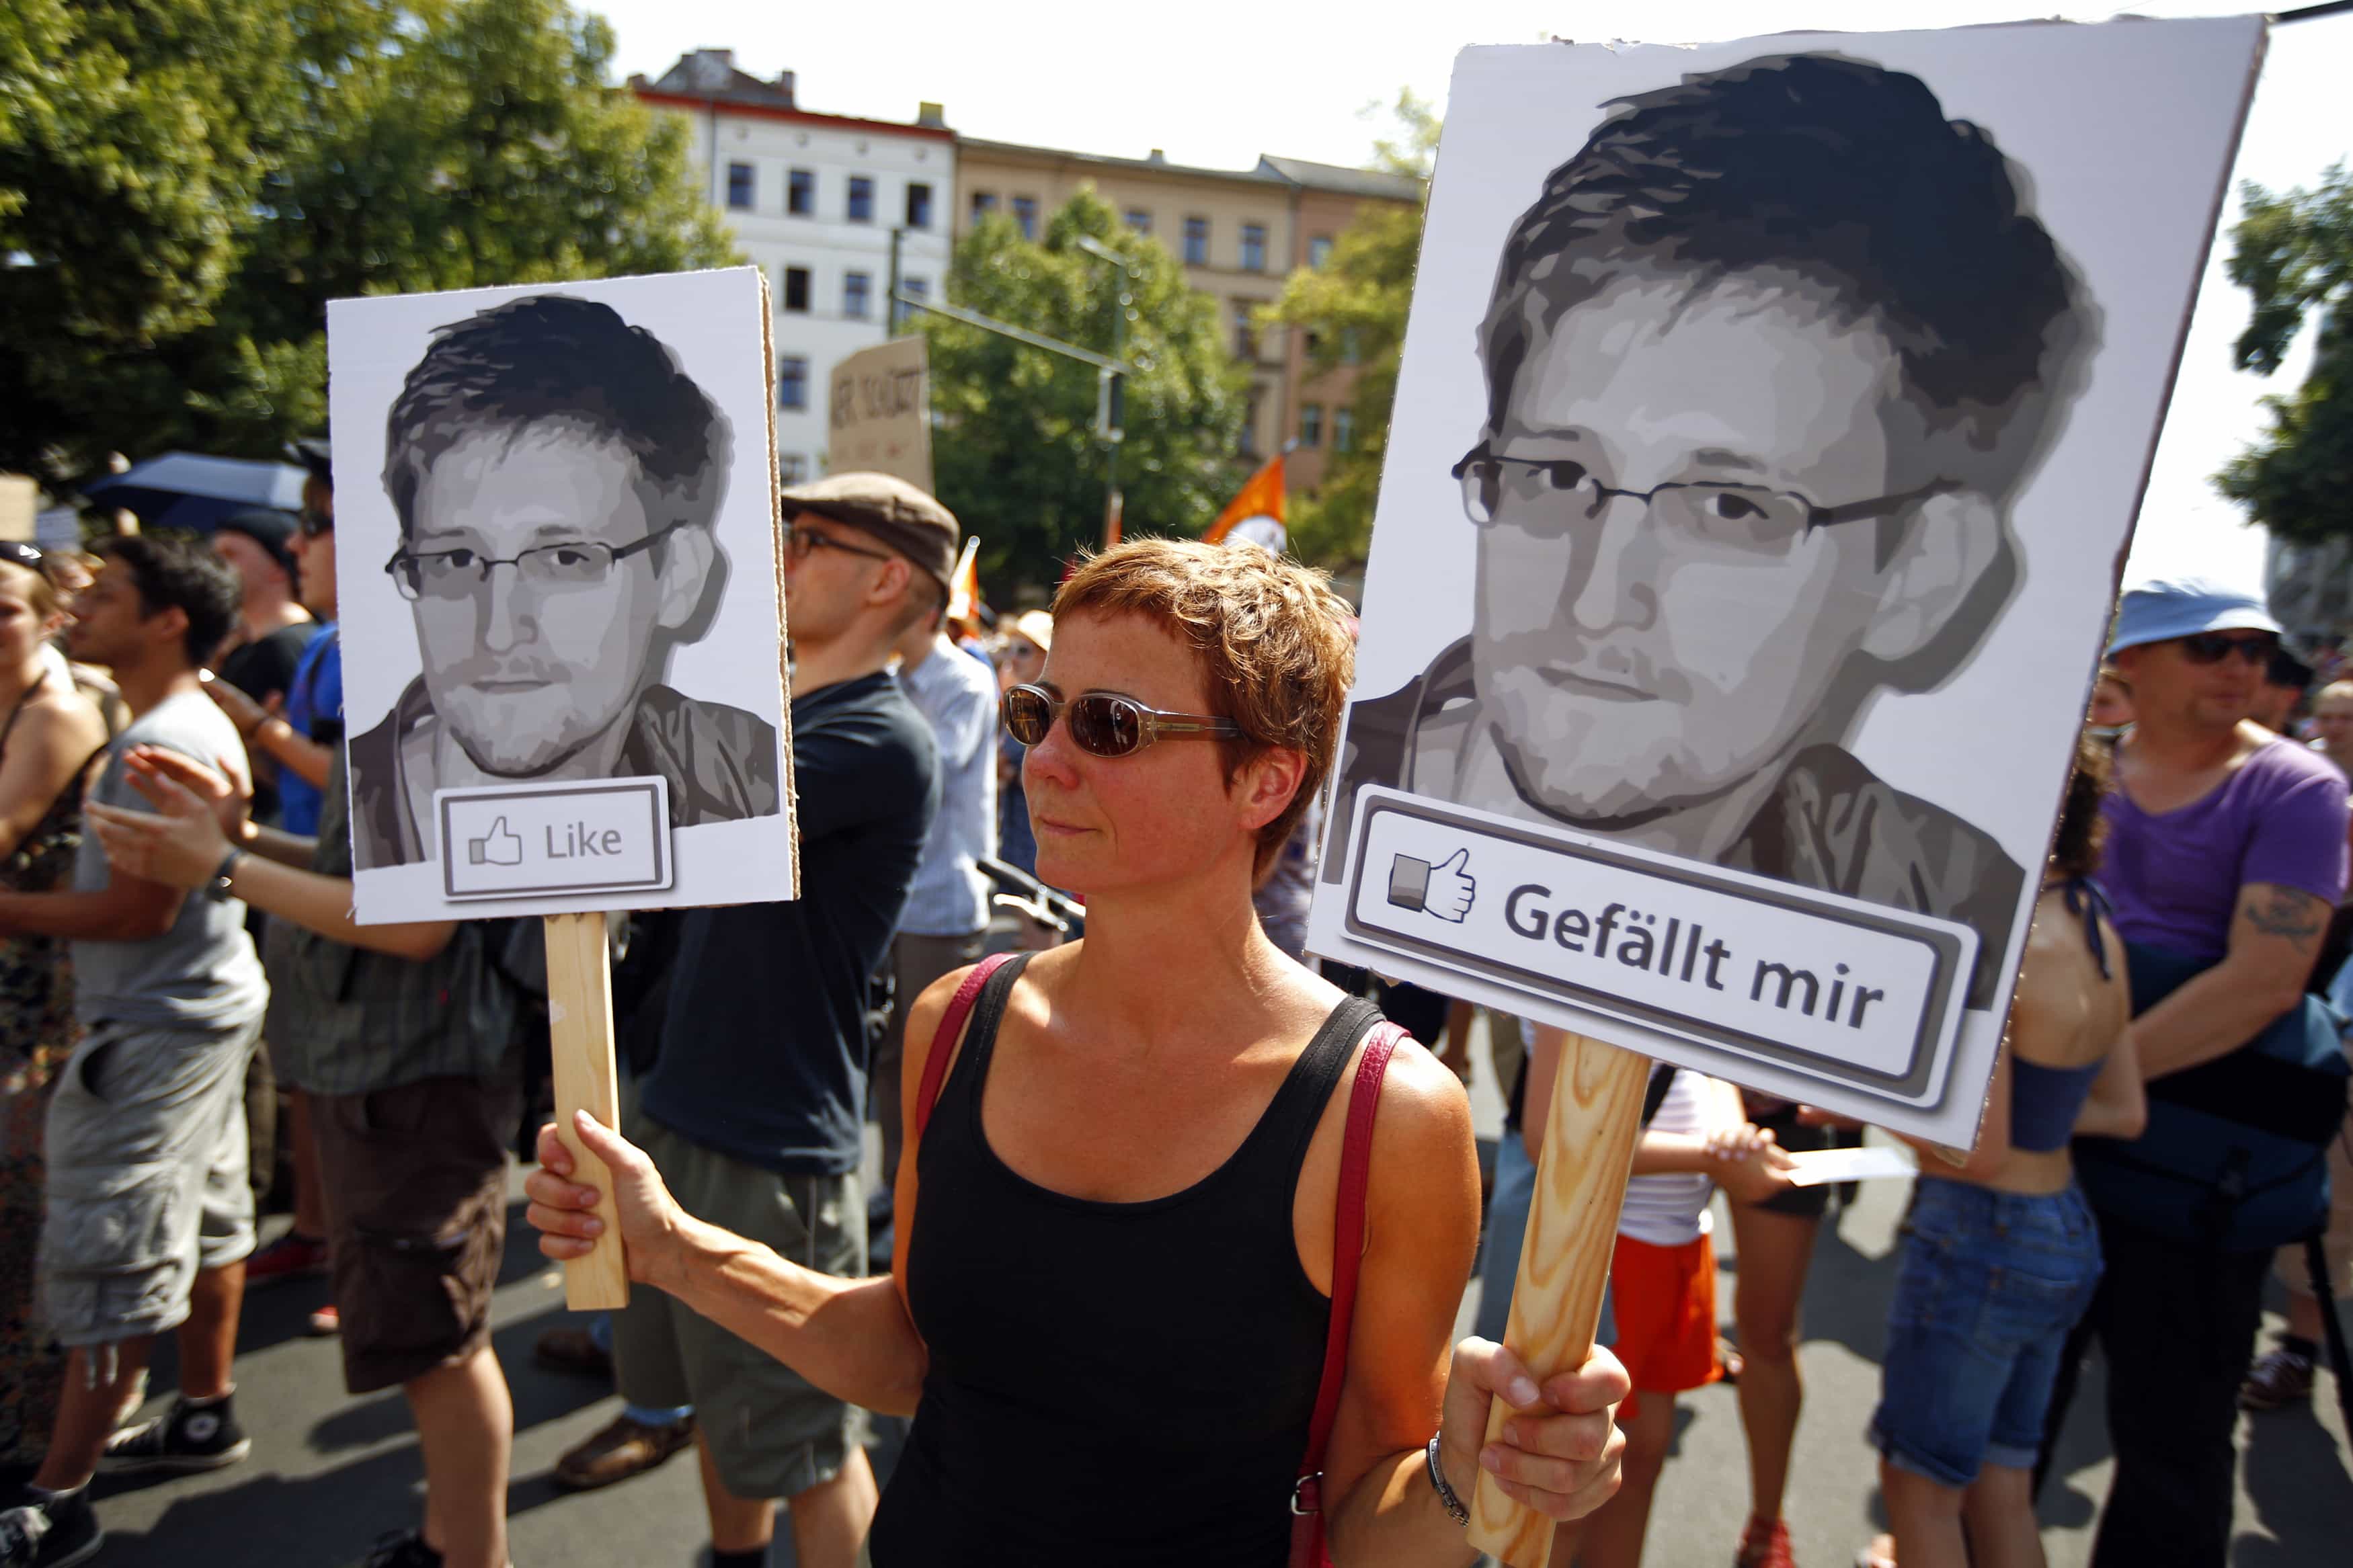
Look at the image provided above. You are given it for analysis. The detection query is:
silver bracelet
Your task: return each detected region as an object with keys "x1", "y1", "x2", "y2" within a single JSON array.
[{"x1": 1427, "y1": 1433, "x2": 1470, "y2": 1526}]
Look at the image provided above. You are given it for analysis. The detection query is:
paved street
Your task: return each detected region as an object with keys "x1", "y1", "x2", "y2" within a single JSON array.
[{"x1": 61, "y1": 1030, "x2": 2352, "y2": 1566}]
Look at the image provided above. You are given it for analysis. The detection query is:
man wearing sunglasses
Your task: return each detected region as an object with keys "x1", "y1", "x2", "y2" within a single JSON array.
[
  {"x1": 2044, "y1": 578, "x2": 2350, "y2": 1566},
  {"x1": 556, "y1": 470, "x2": 945, "y2": 1568},
  {"x1": 347, "y1": 294, "x2": 780, "y2": 870},
  {"x1": 1326, "y1": 54, "x2": 2098, "y2": 1014}
]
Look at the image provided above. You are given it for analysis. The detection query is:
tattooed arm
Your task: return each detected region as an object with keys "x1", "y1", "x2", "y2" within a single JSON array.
[{"x1": 2129, "y1": 882, "x2": 2329, "y2": 1079}]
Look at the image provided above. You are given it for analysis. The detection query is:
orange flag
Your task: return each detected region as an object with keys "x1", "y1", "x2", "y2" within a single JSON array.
[
  {"x1": 1204, "y1": 452, "x2": 1286, "y2": 550},
  {"x1": 946, "y1": 536, "x2": 983, "y2": 624}
]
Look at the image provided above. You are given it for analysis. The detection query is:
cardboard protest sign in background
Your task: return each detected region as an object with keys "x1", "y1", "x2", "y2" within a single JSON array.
[
  {"x1": 329, "y1": 267, "x2": 794, "y2": 926},
  {"x1": 1307, "y1": 17, "x2": 2266, "y2": 1149},
  {"x1": 828, "y1": 336, "x2": 933, "y2": 493}
]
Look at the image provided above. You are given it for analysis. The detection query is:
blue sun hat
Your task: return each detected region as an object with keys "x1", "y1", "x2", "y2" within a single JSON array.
[{"x1": 2106, "y1": 577, "x2": 2280, "y2": 657}]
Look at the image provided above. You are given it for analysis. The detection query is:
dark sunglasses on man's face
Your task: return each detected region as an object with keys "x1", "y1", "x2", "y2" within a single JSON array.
[
  {"x1": 785, "y1": 520, "x2": 893, "y2": 565},
  {"x1": 2176, "y1": 630, "x2": 2279, "y2": 667},
  {"x1": 0, "y1": 542, "x2": 45, "y2": 575},
  {"x1": 1000, "y1": 682, "x2": 1244, "y2": 759},
  {"x1": 298, "y1": 509, "x2": 333, "y2": 538}
]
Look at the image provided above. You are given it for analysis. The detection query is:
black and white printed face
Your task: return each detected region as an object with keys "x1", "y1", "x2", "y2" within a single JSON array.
[
  {"x1": 405, "y1": 425, "x2": 680, "y2": 777},
  {"x1": 1468, "y1": 272, "x2": 1915, "y2": 827}
]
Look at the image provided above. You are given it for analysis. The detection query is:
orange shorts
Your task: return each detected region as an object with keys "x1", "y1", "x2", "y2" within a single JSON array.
[{"x1": 1604, "y1": 1230, "x2": 1720, "y2": 1420}]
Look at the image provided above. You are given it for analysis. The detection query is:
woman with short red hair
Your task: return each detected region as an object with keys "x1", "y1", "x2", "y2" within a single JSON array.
[{"x1": 530, "y1": 538, "x2": 1627, "y2": 1565}]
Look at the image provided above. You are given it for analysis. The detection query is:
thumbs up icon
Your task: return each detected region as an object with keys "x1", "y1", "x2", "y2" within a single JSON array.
[
  {"x1": 1387, "y1": 846, "x2": 1476, "y2": 923},
  {"x1": 468, "y1": 817, "x2": 524, "y2": 868}
]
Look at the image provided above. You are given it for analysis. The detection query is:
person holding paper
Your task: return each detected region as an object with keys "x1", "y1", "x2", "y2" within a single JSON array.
[
  {"x1": 1327, "y1": 52, "x2": 2100, "y2": 1011},
  {"x1": 1860, "y1": 734, "x2": 2142, "y2": 1568},
  {"x1": 349, "y1": 293, "x2": 781, "y2": 870},
  {"x1": 525, "y1": 538, "x2": 1630, "y2": 1566},
  {"x1": 1554, "y1": 1065, "x2": 1792, "y2": 1568}
]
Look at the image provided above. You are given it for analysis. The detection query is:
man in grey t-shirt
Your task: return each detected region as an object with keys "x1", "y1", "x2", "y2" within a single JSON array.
[{"x1": 0, "y1": 536, "x2": 262, "y2": 1566}]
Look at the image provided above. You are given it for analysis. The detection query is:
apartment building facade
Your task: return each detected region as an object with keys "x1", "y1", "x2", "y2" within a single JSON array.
[
  {"x1": 953, "y1": 139, "x2": 1297, "y2": 461},
  {"x1": 1258, "y1": 157, "x2": 1421, "y2": 495},
  {"x1": 632, "y1": 50, "x2": 955, "y2": 483}
]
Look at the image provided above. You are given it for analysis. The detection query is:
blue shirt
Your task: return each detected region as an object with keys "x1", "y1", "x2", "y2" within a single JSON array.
[
  {"x1": 895, "y1": 636, "x2": 998, "y2": 936},
  {"x1": 280, "y1": 624, "x2": 342, "y2": 836},
  {"x1": 641, "y1": 671, "x2": 939, "y2": 1175}
]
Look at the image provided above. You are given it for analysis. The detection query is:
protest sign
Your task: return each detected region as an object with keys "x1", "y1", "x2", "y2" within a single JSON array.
[
  {"x1": 1310, "y1": 16, "x2": 2264, "y2": 1149},
  {"x1": 327, "y1": 266, "x2": 795, "y2": 1305},
  {"x1": 1294, "y1": 21, "x2": 2267, "y2": 1560},
  {"x1": 828, "y1": 336, "x2": 933, "y2": 493}
]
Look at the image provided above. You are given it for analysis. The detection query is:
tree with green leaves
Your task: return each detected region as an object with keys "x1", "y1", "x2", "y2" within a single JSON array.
[
  {"x1": 2219, "y1": 165, "x2": 2353, "y2": 546},
  {"x1": 1, "y1": 0, "x2": 738, "y2": 487},
  {"x1": 922, "y1": 190, "x2": 1247, "y2": 591},
  {"x1": 1267, "y1": 91, "x2": 1436, "y2": 569}
]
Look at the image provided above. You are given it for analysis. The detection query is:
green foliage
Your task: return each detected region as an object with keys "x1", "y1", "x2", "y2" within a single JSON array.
[
  {"x1": 1266, "y1": 91, "x2": 1434, "y2": 570},
  {"x1": 1, "y1": 0, "x2": 739, "y2": 485},
  {"x1": 922, "y1": 190, "x2": 1248, "y2": 591},
  {"x1": 2219, "y1": 167, "x2": 2353, "y2": 547}
]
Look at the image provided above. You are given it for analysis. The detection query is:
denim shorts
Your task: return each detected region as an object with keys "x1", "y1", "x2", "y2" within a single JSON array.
[{"x1": 1870, "y1": 1177, "x2": 2102, "y2": 1488}]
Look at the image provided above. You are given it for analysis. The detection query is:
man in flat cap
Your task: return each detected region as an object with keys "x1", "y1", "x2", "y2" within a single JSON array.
[
  {"x1": 553, "y1": 470, "x2": 943, "y2": 1568},
  {"x1": 347, "y1": 292, "x2": 781, "y2": 870}
]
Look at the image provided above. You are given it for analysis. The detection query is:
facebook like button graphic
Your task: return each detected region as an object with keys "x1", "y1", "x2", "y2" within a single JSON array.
[{"x1": 437, "y1": 776, "x2": 674, "y2": 901}]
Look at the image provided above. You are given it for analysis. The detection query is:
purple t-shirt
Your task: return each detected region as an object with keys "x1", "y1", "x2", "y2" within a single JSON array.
[{"x1": 2100, "y1": 735, "x2": 2351, "y2": 962}]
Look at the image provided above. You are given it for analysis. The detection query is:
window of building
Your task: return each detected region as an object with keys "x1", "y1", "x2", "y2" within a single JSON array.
[
  {"x1": 1339, "y1": 329, "x2": 1363, "y2": 366},
  {"x1": 1241, "y1": 391, "x2": 1262, "y2": 457},
  {"x1": 906, "y1": 181, "x2": 933, "y2": 230},
  {"x1": 971, "y1": 191, "x2": 998, "y2": 222},
  {"x1": 1012, "y1": 196, "x2": 1038, "y2": 240},
  {"x1": 779, "y1": 454, "x2": 809, "y2": 484},
  {"x1": 1299, "y1": 403, "x2": 1324, "y2": 448},
  {"x1": 1183, "y1": 216, "x2": 1209, "y2": 266},
  {"x1": 902, "y1": 276, "x2": 930, "y2": 302},
  {"x1": 1308, "y1": 234, "x2": 1334, "y2": 268},
  {"x1": 727, "y1": 161, "x2": 755, "y2": 210},
  {"x1": 783, "y1": 266, "x2": 810, "y2": 313},
  {"x1": 848, "y1": 175, "x2": 875, "y2": 223},
  {"x1": 1232, "y1": 300, "x2": 1257, "y2": 362},
  {"x1": 788, "y1": 168, "x2": 815, "y2": 216},
  {"x1": 1334, "y1": 407, "x2": 1357, "y2": 452},
  {"x1": 778, "y1": 356, "x2": 809, "y2": 411},
  {"x1": 843, "y1": 271, "x2": 871, "y2": 319},
  {"x1": 1240, "y1": 223, "x2": 1267, "y2": 273},
  {"x1": 1124, "y1": 209, "x2": 1153, "y2": 236}
]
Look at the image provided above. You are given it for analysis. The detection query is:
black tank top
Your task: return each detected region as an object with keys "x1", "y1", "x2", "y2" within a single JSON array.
[{"x1": 868, "y1": 954, "x2": 1380, "y2": 1567}]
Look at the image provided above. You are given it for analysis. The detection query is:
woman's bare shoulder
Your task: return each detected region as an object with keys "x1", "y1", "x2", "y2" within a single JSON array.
[{"x1": 14, "y1": 684, "x2": 106, "y2": 753}]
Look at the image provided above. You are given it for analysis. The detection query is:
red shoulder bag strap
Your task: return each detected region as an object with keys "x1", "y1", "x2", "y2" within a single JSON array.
[
  {"x1": 1289, "y1": 1017, "x2": 1407, "y2": 1568},
  {"x1": 914, "y1": 951, "x2": 1017, "y2": 1141}
]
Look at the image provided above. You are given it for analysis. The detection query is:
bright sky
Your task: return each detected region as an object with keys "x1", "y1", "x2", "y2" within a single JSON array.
[{"x1": 588, "y1": 1, "x2": 2352, "y2": 591}]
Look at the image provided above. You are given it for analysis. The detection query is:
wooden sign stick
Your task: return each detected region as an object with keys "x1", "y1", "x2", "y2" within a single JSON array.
[
  {"x1": 541, "y1": 911, "x2": 629, "y2": 1310},
  {"x1": 1468, "y1": 1032, "x2": 1651, "y2": 1567}
]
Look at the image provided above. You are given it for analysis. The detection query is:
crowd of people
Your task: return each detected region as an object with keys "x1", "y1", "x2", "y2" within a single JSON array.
[{"x1": 0, "y1": 419, "x2": 2342, "y2": 1568}]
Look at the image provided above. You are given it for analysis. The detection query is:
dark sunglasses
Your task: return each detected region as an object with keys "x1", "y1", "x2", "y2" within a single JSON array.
[
  {"x1": 1001, "y1": 682, "x2": 1244, "y2": 759},
  {"x1": 786, "y1": 521, "x2": 893, "y2": 565},
  {"x1": 298, "y1": 509, "x2": 333, "y2": 538},
  {"x1": 2177, "y1": 630, "x2": 2278, "y2": 667},
  {"x1": 0, "y1": 542, "x2": 44, "y2": 573}
]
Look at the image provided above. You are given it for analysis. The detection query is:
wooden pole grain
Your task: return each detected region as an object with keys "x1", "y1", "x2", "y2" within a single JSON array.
[
  {"x1": 541, "y1": 911, "x2": 629, "y2": 1310},
  {"x1": 1466, "y1": 1032, "x2": 1650, "y2": 1567}
]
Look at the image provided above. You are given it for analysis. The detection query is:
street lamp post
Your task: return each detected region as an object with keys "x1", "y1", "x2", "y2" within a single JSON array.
[{"x1": 1075, "y1": 235, "x2": 1133, "y2": 548}]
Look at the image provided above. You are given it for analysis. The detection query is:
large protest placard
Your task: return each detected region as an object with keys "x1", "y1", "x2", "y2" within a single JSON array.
[
  {"x1": 1309, "y1": 17, "x2": 2266, "y2": 1151},
  {"x1": 328, "y1": 267, "x2": 794, "y2": 925},
  {"x1": 327, "y1": 266, "x2": 793, "y2": 1309},
  {"x1": 829, "y1": 336, "x2": 933, "y2": 493}
]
